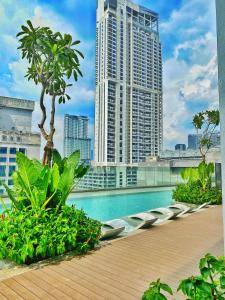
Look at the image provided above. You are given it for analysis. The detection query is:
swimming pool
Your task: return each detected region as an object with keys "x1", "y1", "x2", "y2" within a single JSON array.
[
  {"x1": 0, "y1": 189, "x2": 173, "y2": 221},
  {"x1": 67, "y1": 189, "x2": 173, "y2": 221}
]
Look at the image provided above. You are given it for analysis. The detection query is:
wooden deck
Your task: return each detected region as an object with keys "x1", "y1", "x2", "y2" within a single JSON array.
[{"x1": 0, "y1": 206, "x2": 223, "y2": 299}]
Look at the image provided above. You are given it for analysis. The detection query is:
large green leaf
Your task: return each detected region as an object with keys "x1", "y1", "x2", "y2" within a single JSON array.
[
  {"x1": 65, "y1": 150, "x2": 80, "y2": 169},
  {"x1": 2, "y1": 184, "x2": 22, "y2": 210},
  {"x1": 58, "y1": 165, "x2": 75, "y2": 205},
  {"x1": 16, "y1": 152, "x2": 40, "y2": 185},
  {"x1": 51, "y1": 163, "x2": 60, "y2": 191},
  {"x1": 34, "y1": 166, "x2": 51, "y2": 205}
]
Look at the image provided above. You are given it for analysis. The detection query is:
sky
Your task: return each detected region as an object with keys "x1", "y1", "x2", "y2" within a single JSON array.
[{"x1": 0, "y1": 0, "x2": 219, "y2": 154}]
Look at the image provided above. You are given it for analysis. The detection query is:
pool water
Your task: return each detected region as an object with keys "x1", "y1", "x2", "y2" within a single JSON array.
[
  {"x1": 0, "y1": 190, "x2": 173, "y2": 222},
  {"x1": 67, "y1": 190, "x2": 173, "y2": 221}
]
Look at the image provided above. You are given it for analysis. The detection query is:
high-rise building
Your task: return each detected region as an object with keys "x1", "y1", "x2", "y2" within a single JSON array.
[
  {"x1": 188, "y1": 134, "x2": 201, "y2": 150},
  {"x1": 0, "y1": 96, "x2": 41, "y2": 194},
  {"x1": 188, "y1": 133, "x2": 220, "y2": 150},
  {"x1": 95, "y1": 0, "x2": 163, "y2": 164},
  {"x1": 175, "y1": 144, "x2": 186, "y2": 151},
  {"x1": 64, "y1": 114, "x2": 91, "y2": 163}
]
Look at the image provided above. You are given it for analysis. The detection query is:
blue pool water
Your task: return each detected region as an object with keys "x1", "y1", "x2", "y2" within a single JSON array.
[
  {"x1": 0, "y1": 189, "x2": 173, "y2": 221},
  {"x1": 67, "y1": 189, "x2": 173, "y2": 221}
]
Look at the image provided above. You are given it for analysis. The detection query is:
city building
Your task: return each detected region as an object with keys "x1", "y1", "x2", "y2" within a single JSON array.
[
  {"x1": 0, "y1": 96, "x2": 41, "y2": 194},
  {"x1": 64, "y1": 114, "x2": 91, "y2": 163},
  {"x1": 188, "y1": 134, "x2": 201, "y2": 150},
  {"x1": 175, "y1": 144, "x2": 186, "y2": 151},
  {"x1": 216, "y1": 0, "x2": 225, "y2": 247},
  {"x1": 95, "y1": 0, "x2": 163, "y2": 165},
  {"x1": 188, "y1": 133, "x2": 220, "y2": 150}
]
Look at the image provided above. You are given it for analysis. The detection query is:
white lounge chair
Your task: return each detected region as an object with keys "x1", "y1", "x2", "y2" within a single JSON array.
[
  {"x1": 147, "y1": 207, "x2": 176, "y2": 224},
  {"x1": 192, "y1": 202, "x2": 210, "y2": 212},
  {"x1": 168, "y1": 204, "x2": 191, "y2": 216},
  {"x1": 102, "y1": 218, "x2": 145, "y2": 237},
  {"x1": 101, "y1": 222, "x2": 125, "y2": 240},
  {"x1": 125, "y1": 213, "x2": 158, "y2": 229}
]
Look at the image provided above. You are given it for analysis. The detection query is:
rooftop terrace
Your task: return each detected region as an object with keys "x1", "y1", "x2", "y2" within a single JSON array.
[{"x1": 0, "y1": 206, "x2": 223, "y2": 299}]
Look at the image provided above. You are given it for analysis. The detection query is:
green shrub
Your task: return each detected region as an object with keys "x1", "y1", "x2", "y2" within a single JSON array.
[
  {"x1": 1, "y1": 151, "x2": 89, "y2": 211},
  {"x1": 0, "y1": 206, "x2": 101, "y2": 264},
  {"x1": 143, "y1": 254, "x2": 225, "y2": 300},
  {"x1": 173, "y1": 181, "x2": 222, "y2": 205},
  {"x1": 142, "y1": 279, "x2": 173, "y2": 300}
]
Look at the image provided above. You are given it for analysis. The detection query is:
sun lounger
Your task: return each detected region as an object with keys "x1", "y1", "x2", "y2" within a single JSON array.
[
  {"x1": 192, "y1": 202, "x2": 210, "y2": 212},
  {"x1": 167, "y1": 204, "x2": 191, "y2": 216},
  {"x1": 125, "y1": 213, "x2": 158, "y2": 228},
  {"x1": 101, "y1": 222, "x2": 125, "y2": 240},
  {"x1": 147, "y1": 207, "x2": 176, "y2": 223}
]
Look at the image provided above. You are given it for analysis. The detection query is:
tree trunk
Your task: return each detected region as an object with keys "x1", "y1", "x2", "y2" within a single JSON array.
[{"x1": 42, "y1": 140, "x2": 54, "y2": 166}]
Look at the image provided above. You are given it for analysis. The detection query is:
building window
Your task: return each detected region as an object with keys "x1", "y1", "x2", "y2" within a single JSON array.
[
  {"x1": 10, "y1": 148, "x2": 17, "y2": 155},
  {"x1": 9, "y1": 166, "x2": 16, "y2": 176},
  {"x1": 19, "y1": 148, "x2": 26, "y2": 154},
  {"x1": 17, "y1": 137, "x2": 21, "y2": 142},
  {"x1": 0, "y1": 157, "x2": 7, "y2": 163},
  {"x1": 9, "y1": 158, "x2": 16, "y2": 163},
  {"x1": 8, "y1": 179, "x2": 14, "y2": 186},
  {"x1": 0, "y1": 147, "x2": 7, "y2": 154},
  {"x1": 2, "y1": 135, "x2": 7, "y2": 141},
  {"x1": 0, "y1": 166, "x2": 6, "y2": 177}
]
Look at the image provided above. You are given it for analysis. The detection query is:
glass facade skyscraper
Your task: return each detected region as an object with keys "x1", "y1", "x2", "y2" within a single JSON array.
[
  {"x1": 95, "y1": 0, "x2": 163, "y2": 164},
  {"x1": 64, "y1": 114, "x2": 91, "y2": 163}
]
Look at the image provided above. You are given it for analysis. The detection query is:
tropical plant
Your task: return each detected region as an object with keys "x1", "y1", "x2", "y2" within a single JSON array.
[
  {"x1": 181, "y1": 162, "x2": 215, "y2": 191},
  {"x1": 1, "y1": 151, "x2": 89, "y2": 211},
  {"x1": 173, "y1": 182, "x2": 222, "y2": 205},
  {"x1": 142, "y1": 279, "x2": 173, "y2": 300},
  {"x1": 0, "y1": 206, "x2": 101, "y2": 264},
  {"x1": 193, "y1": 110, "x2": 220, "y2": 162},
  {"x1": 17, "y1": 20, "x2": 84, "y2": 165},
  {"x1": 143, "y1": 254, "x2": 225, "y2": 300}
]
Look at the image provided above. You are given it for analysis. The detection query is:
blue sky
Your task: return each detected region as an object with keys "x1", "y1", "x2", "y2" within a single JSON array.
[{"x1": 0, "y1": 0, "x2": 218, "y2": 153}]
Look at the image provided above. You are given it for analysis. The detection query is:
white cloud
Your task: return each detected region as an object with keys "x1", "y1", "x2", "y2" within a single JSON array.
[{"x1": 162, "y1": 0, "x2": 218, "y2": 148}]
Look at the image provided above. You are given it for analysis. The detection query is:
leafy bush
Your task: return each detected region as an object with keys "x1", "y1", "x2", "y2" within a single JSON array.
[
  {"x1": 143, "y1": 254, "x2": 225, "y2": 300},
  {"x1": 173, "y1": 161, "x2": 222, "y2": 205},
  {"x1": 142, "y1": 279, "x2": 173, "y2": 300},
  {"x1": 2, "y1": 151, "x2": 89, "y2": 211},
  {"x1": 173, "y1": 181, "x2": 222, "y2": 205},
  {"x1": 0, "y1": 206, "x2": 101, "y2": 264}
]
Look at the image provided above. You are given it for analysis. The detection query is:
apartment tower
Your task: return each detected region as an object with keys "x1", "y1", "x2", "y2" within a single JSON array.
[
  {"x1": 64, "y1": 114, "x2": 91, "y2": 163},
  {"x1": 95, "y1": 0, "x2": 163, "y2": 164}
]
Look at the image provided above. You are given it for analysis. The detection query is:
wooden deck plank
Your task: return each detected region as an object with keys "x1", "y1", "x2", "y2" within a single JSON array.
[
  {"x1": 0, "y1": 206, "x2": 223, "y2": 300},
  {"x1": 0, "y1": 282, "x2": 24, "y2": 299},
  {"x1": 3, "y1": 278, "x2": 40, "y2": 300},
  {"x1": 37, "y1": 267, "x2": 104, "y2": 300}
]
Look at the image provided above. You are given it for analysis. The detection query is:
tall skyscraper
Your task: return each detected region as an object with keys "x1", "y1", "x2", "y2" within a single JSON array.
[
  {"x1": 188, "y1": 134, "x2": 201, "y2": 150},
  {"x1": 64, "y1": 114, "x2": 91, "y2": 163},
  {"x1": 188, "y1": 133, "x2": 220, "y2": 150},
  {"x1": 0, "y1": 96, "x2": 41, "y2": 194},
  {"x1": 95, "y1": 0, "x2": 163, "y2": 164}
]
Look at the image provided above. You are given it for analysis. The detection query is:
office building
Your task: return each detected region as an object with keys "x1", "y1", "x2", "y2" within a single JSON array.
[
  {"x1": 64, "y1": 114, "x2": 91, "y2": 163},
  {"x1": 175, "y1": 144, "x2": 186, "y2": 151},
  {"x1": 0, "y1": 96, "x2": 41, "y2": 194},
  {"x1": 188, "y1": 133, "x2": 220, "y2": 150},
  {"x1": 95, "y1": 0, "x2": 163, "y2": 164},
  {"x1": 188, "y1": 134, "x2": 201, "y2": 150}
]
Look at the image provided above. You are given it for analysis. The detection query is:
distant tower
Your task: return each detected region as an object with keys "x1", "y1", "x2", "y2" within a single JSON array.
[
  {"x1": 175, "y1": 144, "x2": 186, "y2": 151},
  {"x1": 188, "y1": 134, "x2": 201, "y2": 150},
  {"x1": 64, "y1": 114, "x2": 91, "y2": 163},
  {"x1": 95, "y1": 0, "x2": 163, "y2": 164}
]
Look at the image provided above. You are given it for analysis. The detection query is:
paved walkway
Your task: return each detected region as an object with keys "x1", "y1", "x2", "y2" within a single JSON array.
[{"x1": 0, "y1": 206, "x2": 223, "y2": 299}]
